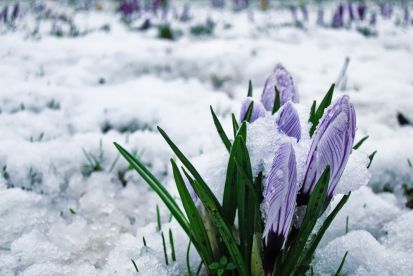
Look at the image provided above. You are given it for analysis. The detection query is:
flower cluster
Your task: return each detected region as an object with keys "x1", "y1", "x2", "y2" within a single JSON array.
[
  {"x1": 238, "y1": 64, "x2": 356, "y2": 274},
  {"x1": 116, "y1": 64, "x2": 369, "y2": 276}
]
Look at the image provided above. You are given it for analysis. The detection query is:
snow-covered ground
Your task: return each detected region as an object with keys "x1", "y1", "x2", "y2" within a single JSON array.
[{"x1": 0, "y1": 3, "x2": 413, "y2": 276}]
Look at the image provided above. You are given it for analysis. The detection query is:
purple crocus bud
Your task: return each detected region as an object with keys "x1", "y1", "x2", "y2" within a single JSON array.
[
  {"x1": 348, "y1": 3, "x2": 354, "y2": 22},
  {"x1": 332, "y1": 4, "x2": 344, "y2": 28},
  {"x1": 261, "y1": 64, "x2": 299, "y2": 112},
  {"x1": 239, "y1": 97, "x2": 266, "y2": 123},
  {"x1": 298, "y1": 96, "x2": 356, "y2": 205},
  {"x1": 262, "y1": 143, "x2": 298, "y2": 275},
  {"x1": 357, "y1": 4, "x2": 367, "y2": 21},
  {"x1": 276, "y1": 101, "x2": 301, "y2": 141},
  {"x1": 317, "y1": 8, "x2": 324, "y2": 26},
  {"x1": 0, "y1": 6, "x2": 8, "y2": 24}
]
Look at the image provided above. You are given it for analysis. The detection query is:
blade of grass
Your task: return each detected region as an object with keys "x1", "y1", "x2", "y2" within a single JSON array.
[
  {"x1": 353, "y1": 136, "x2": 369, "y2": 150},
  {"x1": 157, "y1": 127, "x2": 248, "y2": 275},
  {"x1": 242, "y1": 101, "x2": 254, "y2": 122},
  {"x1": 114, "y1": 142, "x2": 190, "y2": 235},
  {"x1": 131, "y1": 259, "x2": 139, "y2": 272},
  {"x1": 247, "y1": 80, "x2": 253, "y2": 97},
  {"x1": 171, "y1": 160, "x2": 215, "y2": 266},
  {"x1": 222, "y1": 138, "x2": 239, "y2": 225},
  {"x1": 161, "y1": 231, "x2": 169, "y2": 266},
  {"x1": 309, "y1": 84, "x2": 335, "y2": 136},
  {"x1": 272, "y1": 86, "x2": 281, "y2": 114},
  {"x1": 169, "y1": 229, "x2": 176, "y2": 262},
  {"x1": 156, "y1": 205, "x2": 161, "y2": 231},
  {"x1": 297, "y1": 193, "x2": 351, "y2": 273},
  {"x1": 186, "y1": 239, "x2": 193, "y2": 276},
  {"x1": 232, "y1": 113, "x2": 239, "y2": 137},
  {"x1": 367, "y1": 150, "x2": 377, "y2": 168},
  {"x1": 191, "y1": 179, "x2": 248, "y2": 276},
  {"x1": 210, "y1": 106, "x2": 231, "y2": 152},
  {"x1": 334, "y1": 251, "x2": 348, "y2": 276}
]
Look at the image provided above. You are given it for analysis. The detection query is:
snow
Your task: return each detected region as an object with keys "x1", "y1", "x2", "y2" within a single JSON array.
[{"x1": 0, "y1": 2, "x2": 413, "y2": 275}]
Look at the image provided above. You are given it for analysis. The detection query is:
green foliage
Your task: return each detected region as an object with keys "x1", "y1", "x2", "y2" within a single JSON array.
[
  {"x1": 158, "y1": 24, "x2": 174, "y2": 40},
  {"x1": 116, "y1": 95, "x2": 351, "y2": 275},
  {"x1": 272, "y1": 86, "x2": 281, "y2": 114},
  {"x1": 353, "y1": 136, "x2": 369, "y2": 150},
  {"x1": 309, "y1": 84, "x2": 335, "y2": 137}
]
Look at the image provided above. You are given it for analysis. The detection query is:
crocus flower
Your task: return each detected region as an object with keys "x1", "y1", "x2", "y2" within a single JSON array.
[
  {"x1": 262, "y1": 143, "x2": 298, "y2": 275},
  {"x1": 276, "y1": 101, "x2": 301, "y2": 141},
  {"x1": 239, "y1": 97, "x2": 266, "y2": 123},
  {"x1": 261, "y1": 64, "x2": 299, "y2": 112},
  {"x1": 357, "y1": 4, "x2": 367, "y2": 21},
  {"x1": 0, "y1": 6, "x2": 8, "y2": 24},
  {"x1": 298, "y1": 95, "x2": 356, "y2": 205},
  {"x1": 332, "y1": 4, "x2": 344, "y2": 28}
]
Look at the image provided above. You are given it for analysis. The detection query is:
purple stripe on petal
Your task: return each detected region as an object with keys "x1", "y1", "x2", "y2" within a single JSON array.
[
  {"x1": 239, "y1": 97, "x2": 266, "y2": 123},
  {"x1": 298, "y1": 95, "x2": 356, "y2": 205},
  {"x1": 276, "y1": 101, "x2": 301, "y2": 141},
  {"x1": 262, "y1": 143, "x2": 298, "y2": 275},
  {"x1": 261, "y1": 64, "x2": 299, "y2": 112}
]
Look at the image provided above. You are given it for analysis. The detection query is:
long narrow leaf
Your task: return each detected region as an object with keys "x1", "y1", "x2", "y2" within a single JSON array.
[
  {"x1": 232, "y1": 113, "x2": 239, "y2": 137},
  {"x1": 171, "y1": 160, "x2": 215, "y2": 266},
  {"x1": 114, "y1": 142, "x2": 190, "y2": 235},
  {"x1": 157, "y1": 127, "x2": 248, "y2": 275},
  {"x1": 222, "y1": 138, "x2": 239, "y2": 225},
  {"x1": 272, "y1": 86, "x2": 281, "y2": 114},
  {"x1": 210, "y1": 106, "x2": 231, "y2": 152},
  {"x1": 191, "y1": 179, "x2": 249, "y2": 276},
  {"x1": 309, "y1": 84, "x2": 335, "y2": 136},
  {"x1": 247, "y1": 80, "x2": 253, "y2": 97},
  {"x1": 297, "y1": 193, "x2": 351, "y2": 273},
  {"x1": 353, "y1": 136, "x2": 369, "y2": 150}
]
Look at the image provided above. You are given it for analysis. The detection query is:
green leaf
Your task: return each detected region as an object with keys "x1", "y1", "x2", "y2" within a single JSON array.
[
  {"x1": 242, "y1": 101, "x2": 254, "y2": 123},
  {"x1": 131, "y1": 259, "x2": 139, "y2": 273},
  {"x1": 156, "y1": 205, "x2": 161, "y2": 231},
  {"x1": 114, "y1": 142, "x2": 190, "y2": 235},
  {"x1": 210, "y1": 106, "x2": 231, "y2": 152},
  {"x1": 169, "y1": 229, "x2": 176, "y2": 262},
  {"x1": 209, "y1": 262, "x2": 220, "y2": 270},
  {"x1": 222, "y1": 135, "x2": 240, "y2": 225},
  {"x1": 186, "y1": 239, "x2": 193, "y2": 276},
  {"x1": 309, "y1": 84, "x2": 335, "y2": 137},
  {"x1": 231, "y1": 113, "x2": 239, "y2": 137},
  {"x1": 161, "y1": 231, "x2": 169, "y2": 266},
  {"x1": 247, "y1": 80, "x2": 253, "y2": 97},
  {"x1": 226, "y1": 262, "x2": 237, "y2": 270},
  {"x1": 171, "y1": 160, "x2": 214, "y2": 266},
  {"x1": 272, "y1": 85, "x2": 281, "y2": 114},
  {"x1": 335, "y1": 251, "x2": 349, "y2": 276},
  {"x1": 408, "y1": 159, "x2": 412, "y2": 169},
  {"x1": 233, "y1": 135, "x2": 255, "y2": 271},
  {"x1": 353, "y1": 136, "x2": 369, "y2": 150},
  {"x1": 297, "y1": 193, "x2": 351, "y2": 273},
  {"x1": 367, "y1": 150, "x2": 377, "y2": 168},
  {"x1": 217, "y1": 268, "x2": 225, "y2": 276},
  {"x1": 220, "y1": 256, "x2": 228, "y2": 265},
  {"x1": 157, "y1": 127, "x2": 248, "y2": 276},
  {"x1": 280, "y1": 166, "x2": 331, "y2": 276}
]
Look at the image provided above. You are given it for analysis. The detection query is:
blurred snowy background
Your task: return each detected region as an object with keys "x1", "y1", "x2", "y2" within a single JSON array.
[{"x1": 0, "y1": 0, "x2": 412, "y2": 275}]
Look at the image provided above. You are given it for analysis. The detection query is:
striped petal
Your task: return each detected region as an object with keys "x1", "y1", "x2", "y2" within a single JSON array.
[
  {"x1": 261, "y1": 64, "x2": 299, "y2": 112},
  {"x1": 276, "y1": 101, "x2": 301, "y2": 141},
  {"x1": 262, "y1": 143, "x2": 298, "y2": 275},
  {"x1": 239, "y1": 97, "x2": 266, "y2": 123},
  {"x1": 298, "y1": 96, "x2": 356, "y2": 205}
]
